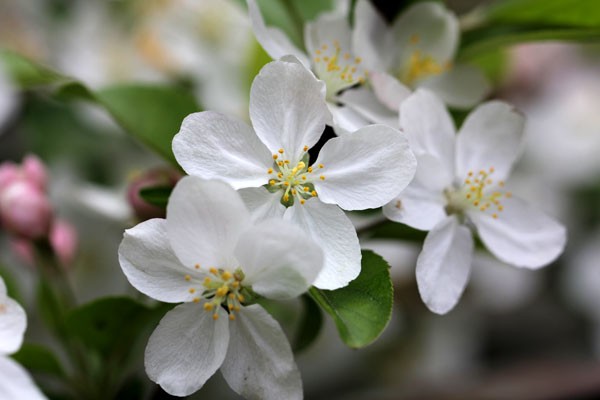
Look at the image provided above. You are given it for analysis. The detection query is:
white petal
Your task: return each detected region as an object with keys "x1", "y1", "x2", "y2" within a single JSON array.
[
  {"x1": 0, "y1": 277, "x2": 26, "y2": 355},
  {"x1": 0, "y1": 356, "x2": 47, "y2": 400},
  {"x1": 145, "y1": 303, "x2": 229, "y2": 397},
  {"x1": 416, "y1": 216, "x2": 473, "y2": 314},
  {"x1": 352, "y1": 0, "x2": 394, "y2": 71},
  {"x1": 400, "y1": 89, "x2": 456, "y2": 175},
  {"x1": 235, "y1": 220, "x2": 323, "y2": 299},
  {"x1": 250, "y1": 60, "x2": 331, "y2": 162},
  {"x1": 392, "y1": 2, "x2": 458, "y2": 68},
  {"x1": 420, "y1": 64, "x2": 491, "y2": 109},
  {"x1": 370, "y1": 71, "x2": 413, "y2": 111},
  {"x1": 284, "y1": 200, "x2": 360, "y2": 289},
  {"x1": 328, "y1": 101, "x2": 371, "y2": 135},
  {"x1": 314, "y1": 124, "x2": 416, "y2": 210},
  {"x1": 469, "y1": 196, "x2": 566, "y2": 269},
  {"x1": 119, "y1": 219, "x2": 205, "y2": 303},
  {"x1": 383, "y1": 183, "x2": 447, "y2": 231},
  {"x1": 337, "y1": 86, "x2": 399, "y2": 127},
  {"x1": 172, "y1": 112, "x2": 272, "y2": 189},
  {"x1": 455, "y1": 101, "x2": 525, "y2": 181},
  {"x1": 238, "y1": 187, "x2": 286, "y2": 223},
  {"x1": 167, "y1": 177, "x2": 251, "y2": 270},
  {"x1": 247, "y1": 0, "x2": 310, "y2": 67},
  {"x1": 221, "y1": 305, "x2": 301, "y2": 400},
  {"x1": 304, "y1": 11, "x2": 352, "y2": 57}
]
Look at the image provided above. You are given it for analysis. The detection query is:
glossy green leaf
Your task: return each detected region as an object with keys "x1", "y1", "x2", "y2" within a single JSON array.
[
  {"x1": 486, "y1": 0, "x2": 600, "y2": 27},
  {"x1": 0, "y1": 49, "x2": 69, "y2": 88},
  {"x1": 139, "y1": 186, "x2": 172, "y2": 208},
  {"x1": 293, "y1": 294, "x2": 323, "y2": 353},
  {"x1": 94, "y1": 85, "x2": 199, "y2": 164},
  {"x1": 12, "y1": 343, "x2": 66, "y2": 378},
  {"x1": 310, "y1": 250, "x2": 393, "y2": 348}
]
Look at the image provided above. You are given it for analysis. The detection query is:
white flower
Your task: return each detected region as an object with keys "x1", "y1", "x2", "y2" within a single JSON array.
[
  {"x1": 247, "y1": 0, "x2": 390, "y2": 132},
  {"x1": 173, "y1": 59, "x2": 416, "y2": 289},
  {"x1": 0, "y1": 276, "x2": 47, "y2": 400},
  {"x1": 383, "y1": 89, "x2": 566, "y2": 314},
  {"x1": 119, "y1": 176, "x2": 324, "y2": 398},
  {"x1": 350, "y1": 1, "x2": 490, "y2": 114}
]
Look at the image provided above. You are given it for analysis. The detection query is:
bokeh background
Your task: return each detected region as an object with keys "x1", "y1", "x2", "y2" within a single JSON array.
[{"x1": 1, "y1": 0, "x2": 600, "y2": 399}]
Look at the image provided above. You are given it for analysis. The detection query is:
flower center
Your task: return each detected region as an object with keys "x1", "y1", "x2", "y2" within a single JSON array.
[
  {"x1": 445, "y1": 167, "x2": 512, "y2": 220},
  {"x1": 397, "y1": 35, "x2": 450, "y2": 87},
  {"x1": 184, "y1": 266, "x2": 246, "y2": 321},
  {"x1": 267, "y1": 147, "x2": 325, "y2": 207},
  {"x1": 0, "y1": 303, "x2": 5, "y2": 314},
  {"x1": 312, "y1": 40, "x2": 366, "y2": 100}
]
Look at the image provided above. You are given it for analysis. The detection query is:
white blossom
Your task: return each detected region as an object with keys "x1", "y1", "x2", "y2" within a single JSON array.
[
  {"x1": 119, "y1": 177, "x2": 324, "y2": 398},
  {"x1": 383, "y1": 89, "x2": 566, "y2": 314},
  {"x1": 173, "y1": 59, "x2": 416, "y2": 289}
]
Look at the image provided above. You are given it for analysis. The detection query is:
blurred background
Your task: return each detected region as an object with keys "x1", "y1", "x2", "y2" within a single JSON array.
[{"x1": 1, "y1": 0, "x2": 600, "y2": 399}]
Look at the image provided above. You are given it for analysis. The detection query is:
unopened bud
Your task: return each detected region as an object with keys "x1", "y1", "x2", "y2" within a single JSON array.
[
  {"x1": 50, "y1": 219, "x2": 78, "y2": 267},
  {"x1": 0, "y1": 181, "x2": 52, "y2": 239},
  {"x1": 126, "y1": 167, "x2": 182, "y2": 221}
]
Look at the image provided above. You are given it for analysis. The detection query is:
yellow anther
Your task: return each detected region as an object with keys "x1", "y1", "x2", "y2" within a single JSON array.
[
  {"x1": 278, "y1": 161, "x2": 283, "y2": 166},
  {"x1": 492, "y1": 213, "x2": 498, "y2": 219},
  {"x1": 468, "y1": 171, "x2": 473, "y2": 177},
  {"x1": 480, "y1": 206, "x2": 486, "y2": 211},
  {"x1": 283, "y1": 181, "x2": 289, "y2": 187},
  {"x1": 213, "y1": 313, "x2": 219, "y2": 320},
  {"x1": 319, "y1": 164, "x2": 324, "y2": 168},
  {"x1": 498, "y1": 205, "x2": 504, "y2": 211},
  {"x1": 221, "y1": 271, "x2": 232, "y2": 280},
  {"x1": 193, "y1": 297, "x2": 200, "y2": 303},
  {"x1": 307, "y1": 166, "x2": 313, "y2": 173},
  {"x1": 228, "y1": 304, "x2": 234, "y2": 310},
  {"x1": 320, "y1": 175, "x2": 325, "y2": 180},
  {"x1": 209, "y1": 267, "x2": 218, "y2": 275},
  {"x1": 267, "y1": 168, "x2": 273, "y2": 174},
  {"x1": 304, "y1": 187, "x2": 309, "y2": 192},
  {"x1": 229, "y1": 314, "x2": 236, "y2": 321},
  {"x1": 292, "y1": 189, "x2": 297, "y2": 195},
  {"x1": 499, "y1": 181, "x2": 505, "y2": 187},
  {"x1": 506, "y1": 192, "x2": 512, "y2": 198},
  {"x1": 301, "y1": 176, "x2": 306, "y2": 181},
  {"x1": 300, "y1": 199, "x2": 305, "y2": 204},
  {"x1": 278, "y1": 148, "x2": 284, "y2": 154},
  {"x1": 269, "y1": 180, "x2": 276, "y2": 186},
  {"x1": 344, "y1": 53, "x2": 351, "y2": 60},
  {"x1": 284, "y1": 160, "x2": 290, "y2": 164},
  {"x1": 323, "y1": 56, "x2": 330, "y2": 62},
  {"x1": 184, "y1": 275, "x2": 191, "y2": 281},
  {"x1": 298, "y1": 161, "x2": 306, "y2": 168},
  {"x1": 292, "y1": 167, "x2": 298, "y2": 174},
  {"x1": 277, "y1": 173, "x2": 283, "y2": 178},
  {"x1": 314, "y1": 57, "x2": 321, "y2": 63},
  {"x1": 273, "y1": 154, "x2": 278, "y2": 160},
  {"x1": 216, "y1": 286, "x2": 229, "y2": 297},
  {"x1": 228, "y1": 293, "x2": 235, "y2": 299},
  {"x1": 466, "y1": 194, "x2": 472, "y2": 199},
  {"x1": 303, "y1": 145, "x2": 309, "y2": 151},
  {"x1": 489, "y1": 167, "x2": 495, "y2": 173},
  {"x1": 232, "y1": 281, "x2": 240, "y2": 288},
  {"x1": 283, "y1": 194, "x2": 289, "y2": 201},
  {"x1": 316, "y1": 49, "x2": 321, "y2": 55},
  {"x1": 322, "y1": 44, "x2": 328, "y2": 50},
  {"x1": 473, "y1": 201, "x2": 480, "y2": 206},
  {"x1": 233, "y1": 306, "x2": 241, "y2": 312},
  {"x1": 311, "y1": 190, "x2": 317, "y2": 197},
  {"x1": 465, "y1": 179, "x2": 471, "y2": 184},
  {"x1": 237, "y1": 295, "x2": 245, "y2": 303},
  {"x1": 204, "y1": 277, "x2": 211, "y2": 284},
  {"x1": 195, "y1": 263, "x2": 200, "y2": 269},
  {"x1": 204, "y1": 303, "x2": 214, "y2": 311},
  {"x1": 355, "y1": 57, "x2": 362, "y2": 63},
  {"x1": 189, "y1": 288, "x2": 196, "y2": 294}
]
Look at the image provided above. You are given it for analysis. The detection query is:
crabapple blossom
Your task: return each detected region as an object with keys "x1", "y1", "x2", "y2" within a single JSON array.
[
  {"x1": 173, "y1": 59, "x2": 416, "y2": 289},
  {"x1": 119, "y1": 177, "x2": 323, "y2": 398},
  {"x1": 383, "y1": 89, "x2": 566, "y2": 314}
]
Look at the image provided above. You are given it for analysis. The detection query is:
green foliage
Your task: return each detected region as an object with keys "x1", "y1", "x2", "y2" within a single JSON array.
[
  {"x1": 293, "y1": 295, "x2": 323, "y2": 352},
  {"x1": 138, "y1": 186, "x2": 172, "y2": 208},
  {"x1": 12, "y1": 344, "x2": 66, "y2": 378},
  {"x1": 459, "y1": 0, "x2": 600, "y2": 60},
  {"x1": 310, "y1": 250, "x2": 393, "y2": 348},
  {"x1": 0, "y1": 51, "x2": 199, "y2": 166},
  {"x1": 94, "y1": 85, "x2": 198, "y2": 164}
]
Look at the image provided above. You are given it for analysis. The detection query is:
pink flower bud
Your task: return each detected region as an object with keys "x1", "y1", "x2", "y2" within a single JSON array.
[
  {"x1": 22, "y1": 154, "x2": 48, "y2": 191},
  {"x1": 49, "y1": 219, "x2": 78, "y2": 267},
  {"x1": 0, "y1": 162, "x2": 20, "y2": 192},
  {"x1": 127, "y1": 167, "x2": 182, "y2": 221},
  {"x1": 0, "y1": 181, "x2": 52, "y2": 239}
]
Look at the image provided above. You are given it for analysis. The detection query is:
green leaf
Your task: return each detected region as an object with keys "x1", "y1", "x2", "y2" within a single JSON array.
[
  {"x1": 293, "y1": 295, "x2": 323, "y2": 353},
  {"x1": 12, "y1": 343, "x2": 66, "y2": 378},
  {"x1": 94, "y1": 85, "x2": 199, "y2": 164},
  {"x1": 0, "y1": 49, "x2": 69, "y2": 88},
  {"x1": 138, "y1": 186, "x2": 172, "y2": 208},
  {"x1": 65, "y1": 297, "x2": 162, "y2": 356},
  {"x1": 459, "y1": 0, "x2": 600, "y2": 60},
  {"x1": 486, "y1": 0, "x2": 600, "y2": 28},
  {"x1": 309, "y1": 250, "x2": 393, "y2": 348}
]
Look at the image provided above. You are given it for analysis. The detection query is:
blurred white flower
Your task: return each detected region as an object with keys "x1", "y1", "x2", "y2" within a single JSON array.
[
  {"x1": 173, "y1": 59, "x2": 416, "y2": 289},
  {"x1": 119, "y1": 177, "x2": 323, "y2": 398},
  {"x1": 383, "y1": 89, "x2": 566, "y2": 314},
  {"x1": 0, "y1": 276, "x2": 46, "y2": 399},
  {"x1": 0, "y1": 65, "x2": 17, "y2": 132}
]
